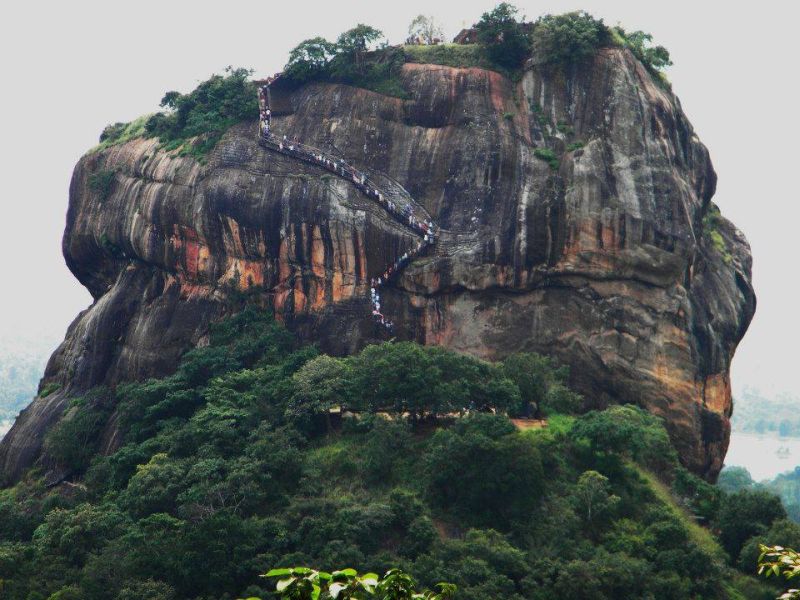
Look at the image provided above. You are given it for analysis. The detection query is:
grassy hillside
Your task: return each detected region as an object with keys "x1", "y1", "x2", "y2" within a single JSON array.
[{"x1": 0, "y1": 309, "x2": 779, "y2": 599}]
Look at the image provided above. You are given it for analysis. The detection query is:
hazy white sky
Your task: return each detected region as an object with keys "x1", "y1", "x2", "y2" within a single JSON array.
[{"x1": 0, "y1": 0, "x2": 796, "y2": 396}]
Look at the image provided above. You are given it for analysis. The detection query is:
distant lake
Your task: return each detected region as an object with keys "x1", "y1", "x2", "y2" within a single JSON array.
[{"x1": 726, "y1": 431, "x2": 800, "y2": 481}]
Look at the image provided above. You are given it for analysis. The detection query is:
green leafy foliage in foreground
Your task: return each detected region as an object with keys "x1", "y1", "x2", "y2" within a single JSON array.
[
  {"x1": 260, "y1": 566, "x2": 455, "y2": 600},
  {"x1": 758, "y1": 545, "x2": 800, "y2": 599},
  {"x1": 0, "y1": 309, "x2": 779, "y2": 599}
]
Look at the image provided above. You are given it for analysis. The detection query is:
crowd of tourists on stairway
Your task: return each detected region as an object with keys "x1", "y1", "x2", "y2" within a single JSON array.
[{"x1": 257, "y1": 78, "x2": 437, "y2": 332}]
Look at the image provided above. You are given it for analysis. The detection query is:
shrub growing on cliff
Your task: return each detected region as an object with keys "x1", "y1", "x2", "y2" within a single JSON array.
[
  {"x1": 331, "y1": 24, "x2": 386, "y2": 78},
  {"x1": 702, "y1": 203, "x2": 733, "y2": 264},
  {"x1": 284, "y1": 26, "x2": 409, "y2": 98},
  {"x1": 532, "y1": 11, "x2": 610, "y2": 66},
  {"x1": 92, "y1": 114, "x2": 151, "y2": 153},
  {"x1": 284, "y1": 37, "x2": 338, "y2": 83},
  {"x1": 99, "y1": 122, "x2": 127, "y2": 143},
  {"x1": 88, "y1": 169, "x2": 116, "y2": 202},
  {"x1": 534, "y1": 147, "x2": 559, "y2": 170},
  {"x1": 474, "y1": 3, "x2": 532, "y2": 69},
  {"x1": 611, "y1": 26, "x2": 672, "y2": 73},
  {"x1": 144, "y1": 66, "x2": 257, "y2": 160},
  {"x1": 403, "y1": 43, "x2": 485, "y2": 69}
]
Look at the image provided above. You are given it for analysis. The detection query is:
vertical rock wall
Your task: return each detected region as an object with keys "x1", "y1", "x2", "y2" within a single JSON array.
[{"x1": 0, "y1": 47, "x2": 754, "y2": 482}]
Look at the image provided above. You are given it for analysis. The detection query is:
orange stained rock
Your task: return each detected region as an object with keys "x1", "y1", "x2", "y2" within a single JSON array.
[
  {"x1": 224, "y1": 217, "x2": 247, "y2": 257},
  {"x1": 648, "y1": 345, "x2": 696, "y2": 403},
  {"x1": 311, "y1": 225, "x2": 326, "y2": 278},
  {"x1": 703, "y1": 373, "x2": 732, "y2": 415},
  {"x1": 238, "y1": 260, "x2": 265, "y2": 288},
  {"x1": 163, "y1": 273, "x2": 213, "y2": 301},
  {"x1": 356, "y1": 229, "x2": 367, "y2": 282},
  {"x1": 274, "y1": 287, "x2": 290, "y2": 315},
  {"x1": 293, "y1": 277, "x2": 307, "y2": 313},
  {"x1": 486, "y1": 69, "x2": 507, "y2": 116},
  {"x1": 278, "y1": 234, "x2": 291, "y2": 284},
  {"x1": 170, "y1": 225, "x2": 211, "y2": 281},
  {"x1": 331, "y1": 229, "x2": 359, "y2": 303},
  {"x1": 559, "y1": 219, "x2": 628, "y2": 274}
]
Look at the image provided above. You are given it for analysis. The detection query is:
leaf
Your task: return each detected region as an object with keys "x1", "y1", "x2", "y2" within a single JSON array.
[
  {"x1": 266, "y1": 568, "x2": 293, "y2": 577},
  {"x1": 334, "y1": 568, "x2": 358, "y2": 577},
  {"x1": 329, "y1": 582, "x2": 345, "y2": 598},
  {"x1": 276, "y1": 578, "x2": 294, "y2": 592},
  {"x1": 312, "y1": 584, "x2": 321, "y2": 600}
]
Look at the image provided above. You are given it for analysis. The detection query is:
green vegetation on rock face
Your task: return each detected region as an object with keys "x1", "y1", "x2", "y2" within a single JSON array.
[
  {"x1": 90, "y1": 67, "x2": 258, "y2": 162},
  {"x1": 144, "y1": 66, "x2": 258, "y2": 161},
  {"x1": 87, "y1": 169, "x2": 116, "y2": 203},
  {"x1": 90, "y1": 114, "x2": 151, "y2": 154},
  {"x1": 285, "y1": 26, "x2": 410, "y2": 99},
  {"x1": 285, "y1": 6, "x2": 672, "y2": 92},
  {"x1": 403, "y1": 44, "x2": 485, "y2": 69},
  {"x1": 611, "y1": 26, "x2": 673, "y2": 78},
  {"x1": 532, "y1": 11, "x2": 610, "y2": 67},
  {"x1": 474, "y1": 2, "x2": 531, "y2": 69},
  {"x1": 703, "y1": 203, "x2": 733, "y2": 264},
  {"x1": 0, "y1": 309, "x2": 778, "y2": 599},
  {"x1": 86, "y1": 6, "x2": 674, "y2": 165}
]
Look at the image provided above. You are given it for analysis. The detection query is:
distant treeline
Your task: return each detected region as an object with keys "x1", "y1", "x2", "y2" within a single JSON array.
[
  {"x1": 0, "y1": 343, "x2": 51, "y2": 434},
  {"x1": 732, "y1": 387, "x2": 800, "y2": 437}
]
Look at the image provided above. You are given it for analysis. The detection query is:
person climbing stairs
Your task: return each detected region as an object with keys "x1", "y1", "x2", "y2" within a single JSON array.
[{"x1": 256, "y1": 77, "x2": 438, "y2": 332}]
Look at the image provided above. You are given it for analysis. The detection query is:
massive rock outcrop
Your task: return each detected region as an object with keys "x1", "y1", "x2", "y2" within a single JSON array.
[{"x1": 0, "y1": 47, "x2": 754, "y2": 482}]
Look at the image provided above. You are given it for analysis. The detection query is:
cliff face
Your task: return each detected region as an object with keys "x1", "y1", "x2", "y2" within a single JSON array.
[{"x1": 0, "y1": 48, "x2": 754, "y2": 482}]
